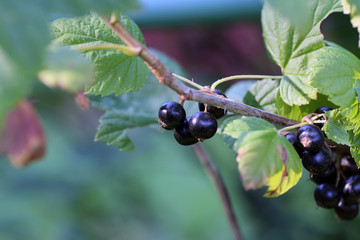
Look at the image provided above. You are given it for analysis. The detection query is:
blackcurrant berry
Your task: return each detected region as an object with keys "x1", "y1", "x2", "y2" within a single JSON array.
[
  {"x1": 314, "y1": 183, "x2": 341, "y2": 209},
  {"x1": 284, "y1": 132, "x2": 303, "y2": 157},
  {"x1": 342, "y1": 175, "x2": 360, "y2": 204},
  {"x1": 310, "y1": 164, "x2": 337, "y2": 185},
  {"x1": 315, "y1": 106, "x2": 333, "y2": 114},
  {"x1": 340, "y1": 156, "x2": 360, "y2": 177},
  {"x1": 314, "y1": 106, "x2": 333, "y2": 129},
  {"x1": 189, "y1": 112, "x2": 218, "y2": 141},
  {"x1": 198, "y1": 89, "x2": 227, "y2": 119},
  {"x1": 158, "y1": 101, "x2": 186, "y2": 130},
  {"x1": 297, "y1": 125, "x2": 325, "y2": 152},
  {"x1": 173, "y1": 117, "x2": 198, "y2": 146},
  {"x1": 301, "y1": 149, "x2": 331, "y2": 174},
  {"x1": 335, "y1": 200, "x2": 359, "y2": 220}
]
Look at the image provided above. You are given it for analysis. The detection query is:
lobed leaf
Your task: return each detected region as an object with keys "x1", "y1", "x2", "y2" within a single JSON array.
[
  {"x1": 221, "y1": 117, "x2": 302, "y2": 197},
  {"x1": 262, "y1": 0, "x2": 342, "y2": 106},
  {"x1": 51, "y1": 13, "x2": 148, "y2": 96}
]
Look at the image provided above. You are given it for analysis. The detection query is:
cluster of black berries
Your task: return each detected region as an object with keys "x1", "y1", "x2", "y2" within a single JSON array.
[
  {"x1": 285, "y1": 107, "x2": 360, "y2": 220},
  {"x1": 158, "y1": 90, "x2": 227, "y2": 145}
]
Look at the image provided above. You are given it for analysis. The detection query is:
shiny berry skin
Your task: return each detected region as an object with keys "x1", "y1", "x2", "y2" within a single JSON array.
[
  {"x1": 189, "y1": 112, "x2": 218, "y2": 140},
  {"x1": 335, "y1": 200, "x2": 359, "y2": 220},
  {"x1": 314, "y1": 183, "x2": 341, "y2": 209},
  {"x1": 284, "y1": 132, "x2": 303, "y2": 156},
  {"x1": 340, "y1": 156, "x2": 360, "y2": 177},
  {"x1": 198, "y1": 89, "x2": 227, "y2": 119},
  {"x1": 173, "y1": 117, "x2": 198, "y2": 146},
  {"x1": 297, "y1": 125, "x2": 325, "y2": 152},
  {"x1": 310, "y1": 164, "x2": 337, "y2": 185},
  {"x1": 342, "y1": 175, "x2": 360, "y2": 204},
  {"x1": 314, "y1": 106, "x2": 333, "y2": 129},
  {"x1": 301, "y1": 149, "x2": 331, "y2": 174},
  {"x1": 315, "y1": 106, "x2": 333, "y2": 114},
  {"x1": 158, "y1": 101, "x2": 186, "y2": 130}
]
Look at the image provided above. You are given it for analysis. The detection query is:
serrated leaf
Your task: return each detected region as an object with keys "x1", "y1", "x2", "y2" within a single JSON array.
[
  {"x1": 309, "y1": 46, "x2": 360, "y2": 108},
  {"x1": 275, "y1": 90, "x2": 337, "y2": 121},
  {"x1": 262, "y1": 0, "x2": 342, "y2": 105},
  {"x1": 89, "y1": 49, "x2": 186, "y2": 151},
  {"x1": 51, "y1": 13, "x2": 148, "y2": 96},
  {"x1": 341, "y1": 0, "x2": 360, "y2": 47},
  {"x1": 96, "y1": 110, "x2": 156, "y2": 151},
  {"x1": 243, "y1": 78, "x2": 279, "y2": 113},
  {"x1": 323, "y1": 110, "x2": 351, "y2": 145},
  {"x1": 221, "y1": 117, "x2": 302, "y2": 197}
]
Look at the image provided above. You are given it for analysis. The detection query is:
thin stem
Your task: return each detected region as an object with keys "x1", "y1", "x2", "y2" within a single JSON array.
[
  {"x1": 71, "y1": 43, "x2": 141, "y2": 57},
  {"x1": 277, "y1": 120, "x2": 326, "y2": 134},
  {"x1": 172, "y1": 73, "x2": 204, "y2": 90},
  {"x1": 211, "y1": 75, "x2": 283, "y2": 91},
  {"x1": 192, "y1": 143, "x2": 243, "y2": 240}
]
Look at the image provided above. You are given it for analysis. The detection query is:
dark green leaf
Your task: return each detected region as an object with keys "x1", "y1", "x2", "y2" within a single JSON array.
[
  {"x1": 51, "y1": 13, "x2": 148, "y2": 96},
  {"x1": 96, "y1": 110, "x2": 156, "y2": 151}
]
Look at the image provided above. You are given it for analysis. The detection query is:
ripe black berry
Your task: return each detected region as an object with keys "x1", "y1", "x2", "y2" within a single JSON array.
[
  {"x1": 314, "y1": 106, "x2": 333, "y2": 129},
  {"x1": 173, "y1": 117, "x2": 198, "y2": 146},
  {"x1": 189, "y1": 112, "x2": 218, "y2": 141},
  {"x1": 314, "y1": 183, "x2": 341, "y2": 209},
  {"x1": 342, "y1": 175, "x2": 360, "y2": 204},
  {"x1": 340, "y1": 156, "x2": 360, "y2": 177},
  {"x1": 297, "y1": 125, "x2": 325, "y2": 152},
  {"x1": 198, "y1": 89, "x2": 227, "y2": 119},
  {"x1": 315, "y1": 106, "x2": 333, "y2": 114},
  {"x1": 158, "y1": 101, "x2": 186, "y2": 129},
  {"x1": 284, "y1": 132, "x2": 303, "y2": 156},
  {"x1": 335, "y1": 200, "x2": 359, "y2": 220},
  {"x1": 301, "y1": 149, "x2": 331, "y2": 174},
  {"x1": 310, "y1": 164, "x2": 337, "y2": 185}
]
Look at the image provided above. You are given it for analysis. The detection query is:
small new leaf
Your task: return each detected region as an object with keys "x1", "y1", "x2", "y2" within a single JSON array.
[
  {"x1": 51, "y1": 13, "x2": 148, "y2": 96},
  {"x1": 323, "y1": 110, "x2": 351, "y2": 145},
  {"x1": 221, "y1": 117, "x2": 302, "y2": 197}
]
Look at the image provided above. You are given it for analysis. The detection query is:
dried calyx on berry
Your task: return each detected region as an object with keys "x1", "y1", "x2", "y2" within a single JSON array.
[{"x1": 297, "y1": 124, "x2": 325, "y2": 152}]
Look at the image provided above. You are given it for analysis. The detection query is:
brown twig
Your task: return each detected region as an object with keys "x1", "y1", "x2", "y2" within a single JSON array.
[
  {"x1": 101, "y1": 16, "x2": 299, "y2": 127},
  {"x1": 193, "y1": 143, "x2": 243, "y2": 240}
]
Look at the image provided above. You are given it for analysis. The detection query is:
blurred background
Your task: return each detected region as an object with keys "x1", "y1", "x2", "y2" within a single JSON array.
[{"x1": 1, "y1": 0, "x2": 360, "y2": 239}]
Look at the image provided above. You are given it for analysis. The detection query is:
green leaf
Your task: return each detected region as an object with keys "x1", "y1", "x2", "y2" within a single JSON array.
[
  {"x1": 221, "y1": 117, "x2": 302, "y2": 197},
  {"x1": 51, "y1": 13, "x2": 148, "y2": 96},
  {"x1": 309, "y1": 46, "x2": 360, "y2": 108},
  {"x1": 96, "y1": 110, "x2": 156, "y2": 151},
  {"x1": 275, "y1": 91, "x2": 337, "y2": 121},
  {"x1": 0, "y1": 0, "x2": 139, "y2": 127},
  {"x1": 243, "y1": 78, "x2": 279, "y2": 113},
  {"x1": 89, "y1": 49, "x2": 186, "y2": 151},
  {"x1": 341, "y1": 0, "x2": 360, "y2": 47},
  {"x1": 39, "y1": 47, "x2": 94, "y2": 93},
  {"x1": 262, "y1": 0, "x2": 342, "y2": 106},
  {"x1": 323, "y1": 110, "x2": 351, "y2": 145}
]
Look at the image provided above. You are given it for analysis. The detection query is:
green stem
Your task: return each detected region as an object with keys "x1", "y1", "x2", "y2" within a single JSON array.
[
  {"x1": 210, "y1": 75, "x2": 283, "y2": 91},
  {"x1": 277, "y1": 120, "x2": 326, "y2": 134},
  {"x1": 172, "y1": 73, "x2": 204, "y2": 90},
  {"x1": 71, "y1": 43, "x2": 141, "y2": 57}
]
